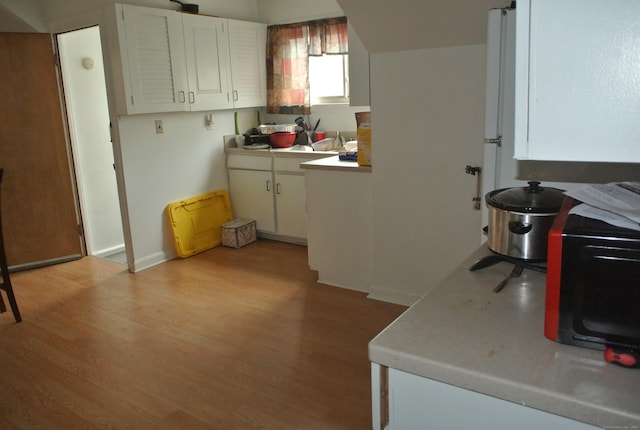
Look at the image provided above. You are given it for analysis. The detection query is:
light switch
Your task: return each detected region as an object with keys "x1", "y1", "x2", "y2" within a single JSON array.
[
  {"x1": 205, "y1": 114, "x2": 214, "y2": 130},
  {"x1": 155, "y1": 120, "x2": 163, "y2": 134}
]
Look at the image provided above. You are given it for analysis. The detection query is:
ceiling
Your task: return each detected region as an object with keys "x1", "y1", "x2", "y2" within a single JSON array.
[
  {"x1": 0, "y1": 0, "x2": 511, "y2": 51},
  {"x1": 0, "y1": 3, "x2": 36, "y2": 32},
  {"x1": 336, "y1": 0, "x2": 509, "y2": 53}
]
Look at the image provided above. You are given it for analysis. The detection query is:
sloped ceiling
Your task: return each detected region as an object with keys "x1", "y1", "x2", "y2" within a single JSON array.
[
  {"x1": 0, "y1": 0, "x2": 509, "y2": 49},
  {"x1": 0, "y1": 1, "x2": 44, "y2": 32},
  {"x1": 336, "y1": 0, "x2": 509, "y2": 53}
]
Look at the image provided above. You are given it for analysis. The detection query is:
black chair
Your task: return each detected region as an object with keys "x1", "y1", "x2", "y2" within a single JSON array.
[{"x1": 0, "y1": 169, "x2": 22, "y2": 322}]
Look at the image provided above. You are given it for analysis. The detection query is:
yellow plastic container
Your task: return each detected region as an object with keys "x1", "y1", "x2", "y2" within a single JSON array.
[{"x1": 166, "y1": 190, "x2": 233, "y2": 257}]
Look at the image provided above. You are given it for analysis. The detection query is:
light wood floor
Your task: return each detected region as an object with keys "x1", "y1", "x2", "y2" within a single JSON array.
[{"x1": 0, "y1": 239, "x2": 406, "y2": 429}]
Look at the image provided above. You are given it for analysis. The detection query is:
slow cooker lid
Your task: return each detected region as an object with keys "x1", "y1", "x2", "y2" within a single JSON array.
[{"x1": 486, "y1": 181, "x2": 565, "y2": 213}]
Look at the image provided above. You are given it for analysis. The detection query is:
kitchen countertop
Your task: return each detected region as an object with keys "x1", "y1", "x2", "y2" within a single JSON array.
[
  {"x1": 224, "y1": 134, "x2": 340, "y2": 158},
  {"x1": 369, "y1": 246, "x2": 640, "y2": 428},
  {"x1": 301, "y1": 155, "x2": 372, "y2": 173},
  {"x1": 223, "y1": 136, "x2": 368, "y2": 171},
  {"x1": 225, "y1": 146, "x2": 337, "y2": 158}
]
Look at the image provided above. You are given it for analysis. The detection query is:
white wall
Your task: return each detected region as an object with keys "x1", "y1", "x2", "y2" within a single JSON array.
[
  {"x1": 116, "y1": 110, "x2": 234, "y2": 269},
  {"x1": 58, "y1": 26, "x2": 124, "y2": 257},
  {"x1": 368, "y1": 45, "x2": 487, "y2": 304}
]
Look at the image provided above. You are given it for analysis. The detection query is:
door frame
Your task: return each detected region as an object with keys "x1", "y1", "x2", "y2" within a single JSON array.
[
  {"x1": 49, "y1": 10, "x2": 133, "y2": 270},
  {"x1": 55, "y1": 26, "x2": 125, "y2": 260}
]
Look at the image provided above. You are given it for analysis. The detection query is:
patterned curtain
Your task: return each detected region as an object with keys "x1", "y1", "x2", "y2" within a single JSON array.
[{"x1": 267, "y1": 17, "x2": 348, "y2": 115}]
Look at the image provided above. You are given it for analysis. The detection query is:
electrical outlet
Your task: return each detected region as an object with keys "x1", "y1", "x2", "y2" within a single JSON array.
[{"x1": 155, "y1": 120, "x2": 164, "y2": 134}]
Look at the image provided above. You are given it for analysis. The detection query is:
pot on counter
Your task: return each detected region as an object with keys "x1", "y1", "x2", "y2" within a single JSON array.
[{"x1": 485, "y1": 181, "x2": 565, "y2": 261}]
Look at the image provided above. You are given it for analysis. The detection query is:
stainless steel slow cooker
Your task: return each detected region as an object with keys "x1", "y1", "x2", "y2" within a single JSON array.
[{"x1": 485, "y1": 181, "x2": 565, "y2": 261}]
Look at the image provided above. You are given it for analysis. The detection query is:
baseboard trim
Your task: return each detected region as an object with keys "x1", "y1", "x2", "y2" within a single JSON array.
[
  {"x1": 132, "y1": 250, "x2": 174, "y2": 273},
  {"x1": 367, "y1": 286, "x2": 419, "y2": 306},
  {"x1": 92, "y1": 244, "x2": 126, "y2": 259},
  {"x1": 9, "y1": 254, "x2": 82, "y2": 273},
  {"x1": 315, "y1": 278, "x2": 369, "y2": 294}
]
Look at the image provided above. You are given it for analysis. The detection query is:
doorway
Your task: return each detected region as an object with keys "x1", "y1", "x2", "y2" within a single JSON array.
[{"x1": 57, "y1": 27, "x2": 126, "y2": 264}]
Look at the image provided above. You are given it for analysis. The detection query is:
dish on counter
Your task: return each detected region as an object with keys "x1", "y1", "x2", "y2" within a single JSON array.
[
  {"x1": 242, "y1": 143, "x2": 270, "y2": 150},
  {"x1": 258, "y1": 124, "x2": 297, "y2": 134}
]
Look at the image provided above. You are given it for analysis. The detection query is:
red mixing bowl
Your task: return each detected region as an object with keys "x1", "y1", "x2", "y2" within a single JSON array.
[{"x1": 269, "y1": 132, "x2": 296, "y2": 148}]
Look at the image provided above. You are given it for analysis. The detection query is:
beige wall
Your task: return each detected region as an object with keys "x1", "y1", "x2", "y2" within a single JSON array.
[{"x1": 368, "y1": 45, "x2": 488, "y2": 304}]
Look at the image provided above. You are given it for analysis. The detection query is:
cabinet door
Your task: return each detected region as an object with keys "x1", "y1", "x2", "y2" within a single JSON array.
[
  {"x1": 119, "y1": 4, "x2": 188, "y2": 114},
  {"x1": 514, "y1": 0, "x2": 640, "y2": 162},
  {"x1": 227, "y1": 19, "x2": 267, "y2": 108},
  {"x1": 182, "y1": 14, "x2": 233, "y2": 111},
  {"x1": 387, "y1": 368, "x2": 599, "y2": 430},
  {"x1": 228, "y1": 169, "x2": 276, "y2": 233},
  {"x1": 274, "y1": 173, "x2": 307, "y2": 239}
]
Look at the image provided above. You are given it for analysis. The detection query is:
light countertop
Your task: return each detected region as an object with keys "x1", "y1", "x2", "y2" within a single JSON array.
[
  {"x1": 301, "y1": 155, "x2": 372, "y2": 173},
  {"x1": 225, "y1": 146, "x2": 335, "y2": 158},
  {"x1": 223, "y1": 136, "x2": 369, "y2": 172},
  {"x1": 369, "y1": 246, "x2": 640, "y2": 428}
]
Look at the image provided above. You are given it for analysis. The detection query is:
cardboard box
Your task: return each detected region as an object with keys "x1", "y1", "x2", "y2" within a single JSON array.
[
  {"x1": 221, "y1": 218, "x2": 256, "y2": 248},
  {"x1": 356, "y1": 112, "x2": 371, "y2": 166}
]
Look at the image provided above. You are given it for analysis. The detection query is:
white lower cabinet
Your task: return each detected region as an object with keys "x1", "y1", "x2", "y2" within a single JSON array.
[
  {"x1": 227, "y1": 153, "x2": 327, "y2": 243},
  {"x1": 372, "y1": 364, "x2": 599, "y2": 430},
  {"x1": 227, "y1": 168, "x2": 276, "y2": 233},
  {"x1": 274, "y1": 172, "x2": 307, "y2": 239}
]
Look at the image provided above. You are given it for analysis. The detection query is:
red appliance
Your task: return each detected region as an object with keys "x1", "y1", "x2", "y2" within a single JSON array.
[{"x1": 545, "y1": 197, "x2": 640, "y2": 361}]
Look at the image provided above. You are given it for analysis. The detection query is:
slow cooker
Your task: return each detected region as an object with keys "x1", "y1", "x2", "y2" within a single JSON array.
[{"x1": 485, "y1": 181, "x2": 565, "y2": 261}]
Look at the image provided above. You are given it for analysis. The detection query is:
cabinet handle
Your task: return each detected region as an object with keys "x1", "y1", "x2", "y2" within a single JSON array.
[
  {"x1": 266, "y1": 180, "x2": 271, "y2": 192},
  {"x1": 189, "y1": 92, "x2": 195, "y2": 104},
  {"x1": 276, "y1": 183, "x2": 281, "y2": 194},
  {"x1": 179, "y1": 91, "x2": 186, "y2": 103},
  {"x1": 233, "y1": 90, "x2": 239, "y2": 102}
]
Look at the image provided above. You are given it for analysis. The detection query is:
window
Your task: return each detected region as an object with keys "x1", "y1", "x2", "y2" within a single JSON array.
[
  {"x1": 266, "y1": 17, "x2": 348, "y2": 114},
  {"x1": 309, "y1": 54, "x2": 349, "y2": 104}
]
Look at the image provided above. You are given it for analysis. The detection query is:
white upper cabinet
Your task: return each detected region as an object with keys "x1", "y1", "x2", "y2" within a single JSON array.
[
  {"x1": 227, "y1": 19, "x2": 267, "y2": 108},
  {"x1": 106, "y1": 4, "x2": 266, "y2": 114},
  {"x1": 514, "y1": 0, "x2": 640, "y2": 163},
  {"x1": 113, "y1": 4, "x2": 188, "y2": 114},
  {"x1": 182, "y1": 14, "x2": 233, "y2": 111}
]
